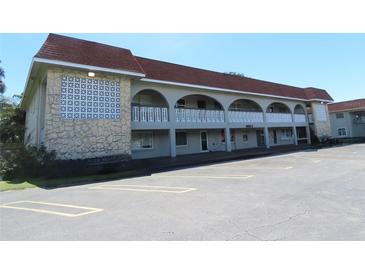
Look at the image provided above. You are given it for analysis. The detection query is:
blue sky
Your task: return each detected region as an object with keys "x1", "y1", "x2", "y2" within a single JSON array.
[{"x1": 0, "y1": 33, "x2": 364, "y2": 102}]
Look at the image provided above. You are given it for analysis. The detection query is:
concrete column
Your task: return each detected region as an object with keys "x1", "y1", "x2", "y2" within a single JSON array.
[
  {"x1": 292, "y1": 126, "x2": 298, "y2": 145},
  {"x1": 225, "y1": 127, "x2": 232, "y2": 152},
  {"x1": 306, "y1": 125, "x2": 312, "y2": 144},
  {"x1": 169, "y1": 128, "x2": 176, "y2": 158},
  {"x1": 264, "y1": 126, "x2": 270, "y2": 148}
]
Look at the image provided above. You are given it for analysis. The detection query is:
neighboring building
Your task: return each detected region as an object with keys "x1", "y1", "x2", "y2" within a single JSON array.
[
  {"x1": 21, "y1": 34, "x2": 333, "y2": 161},
  {"x1": 328, "y1": 99, "x2": 365, "y2": 139}
]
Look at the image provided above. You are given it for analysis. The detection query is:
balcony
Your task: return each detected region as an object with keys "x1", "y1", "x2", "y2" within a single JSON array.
[
  {"x1": 266, "y1": 113, "x2": 293, "y2": 123},
  {"x1": 294, "y1": 114, "x2": 306, "y2": 123},
  {"x1": 228, "y1": 111, "x2": 264, "y2": 123},
  {"x1": 132, "y1": 105, "x2": 169, "y2": 123},
  {"x1": 175, "y1": 108, "x2": 225, "y2": 123}
]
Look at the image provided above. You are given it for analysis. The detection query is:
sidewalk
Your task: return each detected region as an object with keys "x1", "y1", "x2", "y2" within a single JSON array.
[{"x1": 132, "y1": 144, "x2": 312, "y2": 173}]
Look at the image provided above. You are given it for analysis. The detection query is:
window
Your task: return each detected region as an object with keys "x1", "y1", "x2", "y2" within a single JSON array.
[
  {"x1": 132, "y1": 132, "x2": 153, "y2": 150},
  {"x1": 336, "y1": 113, "x2": 344, "y2": 119},
  {"x1": 242, "y1": 131, "x2": 248, "y2": 142},
  {"x1": 338, "y1": 128, "x2": 347, "y2": 137},
  {"x1": 221, "y1": 129, "x2": 226, "y2": 143},
  {"x1": 280, "y1": 129, "x2": 292, "y2": 140},
  {"x1": 230, "y1": 132, "x2": 235, "y2": 143},
  {"x1": 176, "y1": 131, "x2": 188, "y2": 146},
  {"x1": 197, "y1": 100, "x2": 206, "y2": 109},
  {"x1": 176, "y1": 99, "x2": 186, "y2": 108}
]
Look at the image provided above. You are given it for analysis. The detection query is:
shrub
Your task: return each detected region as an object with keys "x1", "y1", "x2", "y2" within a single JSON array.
[{"x1": 0, "y1": 144, "x2": 56, "y2": 180}]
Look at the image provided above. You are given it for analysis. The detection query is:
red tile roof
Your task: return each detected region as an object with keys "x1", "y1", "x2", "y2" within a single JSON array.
[
  {"x1": 136, "y1": 56, "x2": 333, "y2": 101},
  {"x1": 328, "y1": 99, "x2": 365, "y2": 112},
  {"x1": 35, "y1": 34, "x2": 145, "y2": 74},
  {"x1": 34, "y1": 34, "x2": 333, "y2": 101}
]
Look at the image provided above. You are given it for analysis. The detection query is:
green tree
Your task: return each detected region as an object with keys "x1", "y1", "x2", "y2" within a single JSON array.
[
  {"x1": 0, "y1": 98, "x2": 25, "y2": 143},
  {"x1": 0, "y1": 60, "x2": 5, "y2": 94}
]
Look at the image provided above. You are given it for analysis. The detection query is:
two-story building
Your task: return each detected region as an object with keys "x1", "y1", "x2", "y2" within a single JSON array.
[
  {"x1": 21, "y1": 34, "x2": 333, "y2": 161},
  {"x1": 329, "y1": 99, "x2": 365, "y2": 139}
]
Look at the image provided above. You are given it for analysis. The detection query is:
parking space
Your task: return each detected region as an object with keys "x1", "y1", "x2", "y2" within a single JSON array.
[{"x1": 1, "y1": 144, "x2": 365, "y2": 240}]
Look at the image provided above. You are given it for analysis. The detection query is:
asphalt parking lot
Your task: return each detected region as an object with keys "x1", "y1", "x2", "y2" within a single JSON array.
[{"x1": 1, "y1": 144, "x2": 365, "y2": 240}]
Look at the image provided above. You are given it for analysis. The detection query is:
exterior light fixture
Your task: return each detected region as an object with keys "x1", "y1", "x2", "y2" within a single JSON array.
[{"x1": 88, "y1": 72, "x2": 95, "y2": 77}]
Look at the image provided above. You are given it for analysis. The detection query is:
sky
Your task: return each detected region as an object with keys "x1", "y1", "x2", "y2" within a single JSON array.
[{"x1": 0, "y1": 33, "x2": 364, "y2": 102}]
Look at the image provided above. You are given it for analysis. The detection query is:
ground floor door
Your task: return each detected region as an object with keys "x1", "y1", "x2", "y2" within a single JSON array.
[
  {"x1": 200, "y1": 131, "x2": 209, "y2": 152},
  {"x1": 270, "y1": 129, "x2": 278, "y2": 145},
  {"x1": 256, "y1": 129, "x2": 265, "y2": 147}
]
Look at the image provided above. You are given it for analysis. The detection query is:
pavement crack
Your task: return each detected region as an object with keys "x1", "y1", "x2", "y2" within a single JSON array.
[{"x1": 254, "y1": 209, "x2": 310, "y2": 231}]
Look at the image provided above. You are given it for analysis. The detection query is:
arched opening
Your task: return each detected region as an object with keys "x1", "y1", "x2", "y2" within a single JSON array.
[
  {"x1": 266, "y1": 102, "x2": 292, "y2": 123},
  {"x1": 228, "y1": 99, "x2": 264, "y2": 123},
  {"x1": 132, "y1": 89, "x2": 168, "y2": 108},
  {"x1": 174, "y1": 94, "x2": 223, "y2": 110},
  {"x1": 294, "y1": 104, "x2": 307, "y2": 123},
  {"x1": 266, "y1": 102, "x2": 291, "y2": 113},
  {"x1": 131, "y1": 89, "x2": 169, "y2": 122},
  {"x1": 294, "y1": 104, "x2": 306, "y2": 114},
  {"x1": 229, "y1": 99, "x2": 263, "y2": 112},
  {"x1": 174, "y1": 94, "x2": 224, "y2": 123}
]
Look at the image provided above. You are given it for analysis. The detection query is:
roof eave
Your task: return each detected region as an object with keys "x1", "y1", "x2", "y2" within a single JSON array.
[{"x1": 33, "y1": 57, "x2": 146, "y2": 78}]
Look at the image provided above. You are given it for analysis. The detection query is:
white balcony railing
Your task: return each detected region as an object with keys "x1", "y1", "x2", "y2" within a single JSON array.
[
  {"x1": 266, "y1": 113, "x2": 293, "y2": 123},
  {"x1": 228, "y1": 111, "x2": 264, "y2": 123},
  {"x1": 294, "y1": 114, "x2": 306, "y2": 123},
  {"x1": 175, "y1": 108, "x2": 225, "y2": 123},
  {"x1": 132, "y1": 106, "x2": 168, "y2": 122}
]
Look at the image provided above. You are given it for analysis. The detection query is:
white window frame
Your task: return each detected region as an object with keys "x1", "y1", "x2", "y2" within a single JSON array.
[
  {"x1": 131, "y1": 131, "x2": 153, "y2": 150},
  {"x1": 280, "y1": 129, "x2": 292, "y2": 140},
  {"x1": 337, "y1": 128, "x2": 347, "y2": 137},
  {"x1": 336, "y1": 113, "x2": 344, "y2": 119},
  {"x1": 242, "y1": 131, "x2": 249, "y2": 143},
  {"x1": 176, "y1": 131, "x2": 188, "y2": 147}
]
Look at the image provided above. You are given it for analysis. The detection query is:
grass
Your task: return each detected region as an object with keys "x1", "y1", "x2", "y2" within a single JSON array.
[{"x1": 0, "y1": 169, "x2": 147, "y2": 192}]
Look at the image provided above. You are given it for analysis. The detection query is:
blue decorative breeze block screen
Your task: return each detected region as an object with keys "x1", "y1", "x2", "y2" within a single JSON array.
[{"x1": 60, "y1": 75, "x2": 121, "y2": 119}]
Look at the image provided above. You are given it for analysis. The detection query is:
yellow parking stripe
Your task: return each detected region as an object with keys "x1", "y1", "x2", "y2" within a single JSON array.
[
  {"x1": 0, "y1": 201, "x2": 103, "y2": 217},
  {"x1": 89, "y1": 184, "x2": 197, "y2": 193}
]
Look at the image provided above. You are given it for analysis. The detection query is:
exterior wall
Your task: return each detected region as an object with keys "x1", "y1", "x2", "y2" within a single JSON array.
[
  {"x1": 351, "y1": 112, "x2": 365, "y2": 137},
  {"x1": 330, "y1": 111, "x2": 365, "y2": 138},
  {"x1": 24, "y1": 78, "x2": 46, "y2": 146},
  {"x1": 311, "y1": 102, "x2": 331, "y2": 138},
  {"x1": 176, "y1": 129, "x2": 225, "y2": 156},
  {"x1": 44, "y1": 67, "x2": 132, "y2": 160},
  {"x1": 25, "y1": 87, "x2": 40, "y2": 145},
  {"x1": 231, "y1": 128, "x2": 258, "y2": 150},
  {"x1": 269, "y1": 128, "x2": 294, "y2": 146},
  {"x1": 131, "y1": 130, "x2": 170, "y2": 159},
  {"x1": 330, "y1": 112, "x2": 352, "y2": 138}
]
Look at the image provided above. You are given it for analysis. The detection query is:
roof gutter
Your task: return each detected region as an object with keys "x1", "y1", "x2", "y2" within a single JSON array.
[{"x1": 140, "y1": 78, "x2": 334, "y2": 103}]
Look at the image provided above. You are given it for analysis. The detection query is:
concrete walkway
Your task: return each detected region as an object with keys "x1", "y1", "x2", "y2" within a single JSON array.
[{"x1": 133, "y1": 144, "x2": 312, "y2": 173}]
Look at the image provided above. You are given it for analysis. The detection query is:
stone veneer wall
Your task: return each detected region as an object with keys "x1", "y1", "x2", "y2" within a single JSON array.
[
  {"x1": 311, "y1": 102, "x2": 332, "y2": 138},
  {"x1": 44, "y1": 67, "x2": 132, "y2": 160}
]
